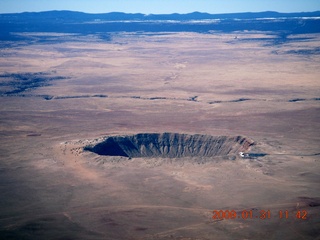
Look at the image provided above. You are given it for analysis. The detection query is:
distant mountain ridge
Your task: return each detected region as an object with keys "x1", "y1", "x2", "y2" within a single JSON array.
[
  {"x1": 1, "y1": 10, "x2": 320, "y2": 21},
  {"x1": 1, "y1": 10, "x2": 320, "y2": 41}
]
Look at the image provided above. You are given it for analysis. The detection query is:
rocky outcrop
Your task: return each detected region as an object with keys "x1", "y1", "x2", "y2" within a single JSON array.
[{"x1": 84, "y1": 133, "x2": 254, "y2": 158}]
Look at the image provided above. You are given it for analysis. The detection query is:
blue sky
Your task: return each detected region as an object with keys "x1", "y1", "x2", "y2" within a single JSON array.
[{"x1": 1, "y1": 0, "x2": 319, "y2": 14}]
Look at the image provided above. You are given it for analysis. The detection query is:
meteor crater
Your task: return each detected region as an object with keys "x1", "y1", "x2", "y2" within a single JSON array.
[{"x1": 84, "y1": 133, "x2": 254, "y2": 158}]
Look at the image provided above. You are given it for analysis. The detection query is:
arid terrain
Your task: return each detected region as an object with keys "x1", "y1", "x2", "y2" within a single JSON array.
[{"x1": 0, "y1": 16, "x2": 320, "y2": 239}]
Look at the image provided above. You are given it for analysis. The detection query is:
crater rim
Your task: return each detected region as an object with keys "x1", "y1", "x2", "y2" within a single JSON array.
[{"x1": 83, "y1": 132, "x2": 255, "y2": 159}]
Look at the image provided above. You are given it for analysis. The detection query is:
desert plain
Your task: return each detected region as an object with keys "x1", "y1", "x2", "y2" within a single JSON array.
[{"x1": 0, "y1": 30, "x2": 320, "y2": 239}]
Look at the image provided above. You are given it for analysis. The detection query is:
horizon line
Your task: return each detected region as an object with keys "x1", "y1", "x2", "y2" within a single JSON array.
[{"x1": 1, "y1": 10, "x2": 320, "y2": 15}]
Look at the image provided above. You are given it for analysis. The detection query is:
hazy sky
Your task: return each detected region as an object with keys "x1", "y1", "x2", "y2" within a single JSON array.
[{"x1": 1, "y1": 0, "x2": 319, "y2": 14}]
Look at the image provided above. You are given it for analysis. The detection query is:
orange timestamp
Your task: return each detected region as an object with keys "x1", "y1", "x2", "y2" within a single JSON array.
[{"x1": 212, "y1": 209, "x2": 308, "y2": 220}]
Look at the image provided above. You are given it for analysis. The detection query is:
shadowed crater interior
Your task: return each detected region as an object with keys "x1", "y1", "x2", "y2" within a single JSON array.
[{"x1": 84, "y1": 133, "x2": 254, "y2": 158}]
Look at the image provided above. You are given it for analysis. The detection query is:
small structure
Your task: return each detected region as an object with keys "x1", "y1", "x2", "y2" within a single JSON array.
[
  {"x1": 239, "y1": 152, "x2": 250, "y2": 158},
  {"x1": 239, "y1": 152, "x2": 267, "y2": 159}
]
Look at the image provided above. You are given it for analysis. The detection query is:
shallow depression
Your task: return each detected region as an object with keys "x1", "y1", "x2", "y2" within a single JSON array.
[{"x1": 84, "y1": 133, "x2": 254, "y2": 158}]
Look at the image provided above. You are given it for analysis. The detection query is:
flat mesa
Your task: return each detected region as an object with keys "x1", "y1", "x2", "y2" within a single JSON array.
[{"x1": 0, "y1": 10, "x2": 319, "y2": 240}]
